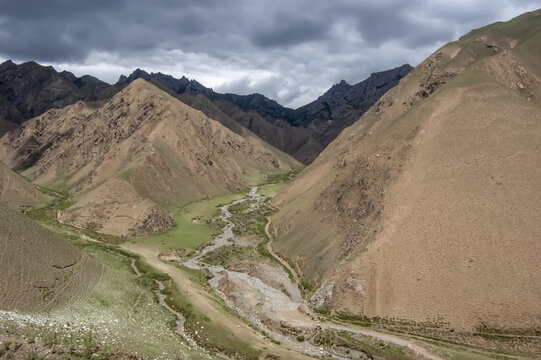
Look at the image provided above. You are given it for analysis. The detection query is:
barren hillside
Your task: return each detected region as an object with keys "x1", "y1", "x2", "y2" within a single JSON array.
[
  {"x1": 0, "y1": 79, "x2": 299, "y2": 237},
  {"x1": 0, "y1": 202, "x2": 102, "y2": 312},
  {"x1": 272, "y1": 9, "x2": 541, "y2": 331},
  {"x1": 0, "y1": 160, "x2": 47, "y2": 210}
]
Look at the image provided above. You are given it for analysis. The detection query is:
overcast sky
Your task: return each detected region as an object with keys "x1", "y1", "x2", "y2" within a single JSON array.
[{"x1": 0, "y1": 1, "x2": 539, "y2": 107}]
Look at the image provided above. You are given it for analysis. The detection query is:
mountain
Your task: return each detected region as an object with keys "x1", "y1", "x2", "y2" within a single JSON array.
[
  {"x1": 270, "y1": 9, "x2": 541, "y2": 332},
  {"x1": 292, "y1": 64, "x2": 412, "y2": 146},
  {"x1": 0, "y1": 60, "x2": 112, "y2": 135},
  {"x1": 0, "y1": 79, "x2": 299, "y2": 237},
  {"x1": 0, "y1": 202, "x2": 102, "y2": 312},
  {"x1": 0, "y1": 59, "x2": 411, "y2": 163},
  {"x1": 113, "y1": 70, "x2": 324, "y2": 163},
  {"x1": 114, "y1": 65, "x2": 412, "y2": 163},
  {"x1": 180, "y1": 92, "x2": 325, "y2": 164}
]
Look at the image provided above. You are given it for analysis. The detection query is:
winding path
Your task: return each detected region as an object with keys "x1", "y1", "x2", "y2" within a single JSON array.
[{"x1": 265, "y1": 216, "x2": 300, "y2": 284}]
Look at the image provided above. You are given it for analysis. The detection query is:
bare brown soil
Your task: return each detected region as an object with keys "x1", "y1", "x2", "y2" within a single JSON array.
[
  {"x1": 272, "y1": 9, "x2": 541, "y2": 340},
  {"x1": 0, "y1": 160, "x2": 46, "y2": 210},
  {"x1": 0, "y1": 203, "x2": 102, "y2": 312}
]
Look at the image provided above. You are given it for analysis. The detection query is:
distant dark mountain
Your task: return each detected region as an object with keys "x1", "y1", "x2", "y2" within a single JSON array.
[
  {"x1": 0, "y1": 60, "x2": 112, "y2": 134},
  {"x1": 219, "y1": 92, "x2": 296, "y2": 123},
  {"x1": 292, "y1": 64, "x2": 413, "y2": 146},
  {"x1": 0, "y1": 60, "x2": 411, "y2": 163},
  {"x1": 117, "y1": 64, "x2": 412, "y2": 162},
  {"x1": 117, "y1": 68, "x2": 214, "y2": 98}
]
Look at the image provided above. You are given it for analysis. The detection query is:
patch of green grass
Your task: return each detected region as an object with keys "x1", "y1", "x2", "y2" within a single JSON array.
[
  {"x1": 263, "y1": 169, "x2": 300, "y2": 184},
  {"x1": 201, "y1": 245, "x2": 262, "y2": 267},
  {"x1": 134, "y1": 192, "x2": 245, "y2": 251},
  {"x1": 229, "y1": 199, "x2": 270, "y2": 238},
  {"x1": 337, "y1": 331, "x2": 410, "y2": 360}
]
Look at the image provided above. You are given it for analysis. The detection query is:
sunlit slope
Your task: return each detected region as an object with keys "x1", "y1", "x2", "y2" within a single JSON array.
[
  {"x1": 0, "y1": 79, "x2": 299, "y2": 236},
  {"x1": 272, "y1": 9, "x2": 541, "y2": 330}
]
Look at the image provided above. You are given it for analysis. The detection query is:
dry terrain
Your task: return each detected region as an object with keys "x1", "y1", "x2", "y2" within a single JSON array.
[
  {"x1": 272, "y1": 9, "x2": 541, "y2": 337},
  {"x1": 0, "y1": 79, "x2": 299, "y2": 237},
  {"x1": 0, "y1": 202, "x2": 102, "y2": 312},
  {"x1": 0, "y1": 160, "x2": 47, "y2": 210}
]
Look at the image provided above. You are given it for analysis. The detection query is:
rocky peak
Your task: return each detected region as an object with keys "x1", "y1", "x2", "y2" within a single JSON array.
[
  {"x1": 116, "y1": 69, "x2": 213, "y2": 98},
  {"x1": 0, "y1": 59, "x2": 16, "y2": 71},
  {"x1": 0, "y1": 60, "x2": 110, "y2": 130},
  {"x1": 291, "y1": 63, "x2": 412, "y2": 145}
]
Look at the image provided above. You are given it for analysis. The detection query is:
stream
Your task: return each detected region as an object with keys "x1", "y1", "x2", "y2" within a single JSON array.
[
  {"x1": 181, "y1": 187, "x2": 351, "y2": 359},
  {"x1": 57, "y1": 187, "x2": 440, "y2": 359},
  {"x1": 178, "y1": 186, "x2": 443, "y2": 360},
  {"x1": 126, "y1": 258, "x2": 217, "y2": 358}
]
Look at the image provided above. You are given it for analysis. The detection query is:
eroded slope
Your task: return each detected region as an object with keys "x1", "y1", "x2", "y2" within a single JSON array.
[
  {"x1": 0, "y1": 79, "x2": 299, "y2": 236},
  {"x1": 0, "y1": 160, "x2": 46, "y2": 210},
  {"x1": 272, "y1": 9, "x2": 541, "y2": 331}
]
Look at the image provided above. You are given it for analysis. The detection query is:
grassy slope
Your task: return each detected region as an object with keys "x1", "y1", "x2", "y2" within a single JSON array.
[
  {"x1": 133, "y1": 192, "x2": 245, "y2": 251},
  {"x1": 0, "y1": 235, "x2": 208, "y2": 359}
]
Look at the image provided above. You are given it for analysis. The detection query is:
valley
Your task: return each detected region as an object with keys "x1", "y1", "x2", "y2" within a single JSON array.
[
  {"x1": 2, "y1": 171, "x2": 536, "y2": 359},
  {"x1": 0, "y1": 5, "x2": 540, "y2": 360}
]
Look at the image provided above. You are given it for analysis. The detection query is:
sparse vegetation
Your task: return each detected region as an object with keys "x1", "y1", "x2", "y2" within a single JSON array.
[
  {"x1": 201, "y1": 245, "x2": 262, "y2": 267},
  {"x1": 134, "y1": 192, "x2": 245, "y2": 251}
]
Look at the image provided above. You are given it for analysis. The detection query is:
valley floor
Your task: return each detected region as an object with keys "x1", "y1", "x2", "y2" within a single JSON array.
[{"x1": 2, "y1": 177, "x2": 539, "y2": 359}]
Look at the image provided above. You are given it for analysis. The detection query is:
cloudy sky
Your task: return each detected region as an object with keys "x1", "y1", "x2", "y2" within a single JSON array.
[{"x1": 0, "y1": 0, "x2": 539, "y2": 107}]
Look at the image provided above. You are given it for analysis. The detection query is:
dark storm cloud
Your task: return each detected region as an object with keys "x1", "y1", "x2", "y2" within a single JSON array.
[
  {"x1": 0, "y1": 0, "x2": 539, "y2": 107},
  {"x1": 250, "y1": 15, "x2": 330, "y2": 48}
]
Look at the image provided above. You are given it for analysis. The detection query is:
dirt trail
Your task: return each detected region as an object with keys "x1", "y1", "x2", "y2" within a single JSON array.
[
  {"x1": 265, "y1": 216, "x2": 300, "y2": 284},
  {"x1": 326, "y1": 324, "x2": 443, "y2": 360}
]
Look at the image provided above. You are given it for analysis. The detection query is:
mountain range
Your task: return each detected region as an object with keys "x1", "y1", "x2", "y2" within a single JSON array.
[
  {"x1": 0, "y1": 78, "x2": 300, "y2": 236},
  {"x1": 0, "y1": 59, "x2": 411, "y2": 163}
]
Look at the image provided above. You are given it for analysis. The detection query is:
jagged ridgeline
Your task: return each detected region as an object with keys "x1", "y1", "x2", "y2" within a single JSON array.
[
  {"x1": 271, "y1": 9, "x2": 541, "y2": 332},
  {"x1": 0, "y1": 59, "x2": 411, "y2": 163}
]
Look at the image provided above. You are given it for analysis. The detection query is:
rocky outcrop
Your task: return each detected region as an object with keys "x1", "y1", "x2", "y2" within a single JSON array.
[
  {"x1": 0, "y1": 60, "x2": 110, "y2": 134},
  {"x1": 129, "y1": 205, "x2": 175, "y2": 237},
  {"x1": 293, "y1": 64, "x2": 412, "y2": 146}
]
